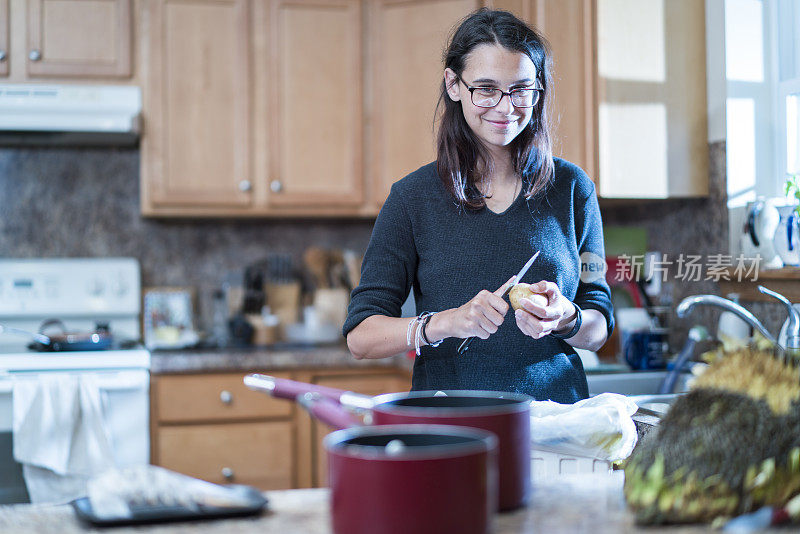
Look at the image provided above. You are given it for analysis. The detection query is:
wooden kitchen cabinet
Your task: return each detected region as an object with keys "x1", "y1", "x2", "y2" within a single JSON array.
[
  {"x1": 262, "y1": 0, "x2": 364, "y2": 209},
  {"x1": 367, "y1": 0, "x2": 482, "y2": 207},
  {"x1": 141, "y1": 0, "x2": 253, "y2": 212},
  {"x1": 141, "y1": 0, "x2": 485, "y2": 216},
  {"x1": 151, "y1": 371, "x2": 295, "y2": 490},
  {"x1": 594, "y1": 0, "x2": 708, "y2": 198},
  {"x1": 26, "y1": 0, "x2": 133, "y2": 78},
  {"x1": 492, "y1": 0, "x2": 598, "y2": 182},
  {"x1": 496, "y1": 0, "x2": 707, "y2": 199},
  {"x1": 151, "y1": 366, "x2": 412, "y2": 490}
]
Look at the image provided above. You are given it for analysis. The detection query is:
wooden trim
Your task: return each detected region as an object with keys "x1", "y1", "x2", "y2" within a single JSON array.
[
  {"x1": 27, "y1": 0, "x2": 132, "y2": 78},
  {"x1": 0, "y1": 0, "x2": 8, "y2": 77},
  {"x1": 718, "y1": 267, "x2": 800, "y2": 302},
  {"x1": 141, "y1": 203, "x2": 381, "y2": 218},
  {"x1": 367, "y1": 0, "x2": 383, "y2": 206},
  {"x1": 292, "y1": 370, "x2": 315, "y2": 488},
  {"x1": 585, "y1": 0, "x2": 598, "y2": 183},
  {"x1": 149, "y1": 374, "x2": 160, "y2": 465}
]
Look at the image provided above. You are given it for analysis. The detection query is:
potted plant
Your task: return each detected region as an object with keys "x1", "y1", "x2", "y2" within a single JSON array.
[{"x1": 778, "y1": 173, "x2": 800, "y2": 266}]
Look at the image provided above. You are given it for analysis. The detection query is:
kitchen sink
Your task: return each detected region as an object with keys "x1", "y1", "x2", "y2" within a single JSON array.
[{"x1": 586, "y1": 370, "x2": 691, "y2": 397}]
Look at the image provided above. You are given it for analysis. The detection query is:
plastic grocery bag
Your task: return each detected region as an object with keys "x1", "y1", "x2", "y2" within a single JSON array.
[{"x1": 530, "y1": 393, "x2": 639, "y2": 462}]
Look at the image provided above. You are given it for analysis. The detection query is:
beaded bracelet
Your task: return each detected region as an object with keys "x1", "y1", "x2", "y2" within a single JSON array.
[
  {"x1": 421, "y1": 314, "x2": 443, "y2": 348},
  {"x1": 550, "y1": 303, "x2": 582, "y2": 340},
  {"x1": 406, "y1": 311, "x2": 443, "y2": 356}
]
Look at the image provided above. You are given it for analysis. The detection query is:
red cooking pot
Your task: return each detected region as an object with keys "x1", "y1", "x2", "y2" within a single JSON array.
[
  {"x1": 244, "y1": 374, "x2": 532, "y2": 511},
  {"x1": 315, "y1": 404, "x2": 497, "y2": 534}
]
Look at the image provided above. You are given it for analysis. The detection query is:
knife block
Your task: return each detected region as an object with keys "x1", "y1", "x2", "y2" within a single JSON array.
[
  {"x1": 313, "y1": 288, "x2": 349, "y2": 328},
  {"x1": 265, "y1": 282, "x2": 301, "y2": 334}
]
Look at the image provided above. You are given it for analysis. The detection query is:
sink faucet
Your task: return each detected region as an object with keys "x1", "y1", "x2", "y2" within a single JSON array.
[{"x1": 676, "y1": 285, "x2": 800, "y2": 353}]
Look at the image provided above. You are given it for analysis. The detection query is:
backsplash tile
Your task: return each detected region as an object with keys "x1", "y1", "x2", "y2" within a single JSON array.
[{"x1": 1, "y1": 141, "x2": 784, "y2": 346}]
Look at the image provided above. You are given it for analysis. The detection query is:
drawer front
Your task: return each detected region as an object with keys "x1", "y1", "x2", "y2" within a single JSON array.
[
  {"x1": 156, "y1": 372, "x2": 292, "y2": 423},
  {"x1": 157, "y1": 421, "x2": 294, "y2": 490}
]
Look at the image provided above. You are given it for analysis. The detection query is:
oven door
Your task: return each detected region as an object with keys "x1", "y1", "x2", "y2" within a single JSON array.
[{"x1": 0, "y1": 369, "x2": 150, "y2": 504}]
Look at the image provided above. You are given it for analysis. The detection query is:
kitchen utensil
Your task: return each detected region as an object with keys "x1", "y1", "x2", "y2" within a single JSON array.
[
  {"x1": 264, "y1": 282, "x2": 301, "y2": 334},
  {"x1": 622, "y1": 328, "x2": 668, "y2": 370},
  {"x1": 313, "y1": 288, "x2": 349, "y2": 328},
  {"x1": 300, "y1": 391, "x2": 496, "y2": 534},
  {"x1": 0, "y1": 319, "x2": 114, "y2": 352},
  {"x1": 342, "y1": 250, "x2": 362, "y2": 291},
  {"x1": 243, "y1": 260, "x2": 268, "y2": 314},
  {"x1": 303, "y1": 247, "x2": 330, "y2": 290},
  {"x1": 657, "y1": 325, "x2": 710, "y2": 394},
  {"x1": 741, "y1": 198, "x2": 783, "y2": 268},
  {"x1": 244, "y1": 374, "x2": 531, "y2": 511},
  {"x1": 457, "y1": 250, "x2": 541, "y2": 354},
  {"x1": 321, "y1": 419, "x2": 496, "y2": 534}
]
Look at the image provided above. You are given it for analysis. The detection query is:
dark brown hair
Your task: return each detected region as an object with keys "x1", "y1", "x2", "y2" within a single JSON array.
[{"x1": 436, "y1": 8, "x2": 554, "y2": 209}]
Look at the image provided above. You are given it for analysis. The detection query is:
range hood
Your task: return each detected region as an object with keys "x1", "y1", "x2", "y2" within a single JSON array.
[{"x1": 0, "y1": 84, "x2": 141, "y2": 147}]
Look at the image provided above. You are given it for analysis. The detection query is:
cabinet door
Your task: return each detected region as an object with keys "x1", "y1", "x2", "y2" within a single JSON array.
[
  {"x1": 265, "y1": 0, "x2": 363, "y2": 208},
  {"x1": 596, "y1": 0, "x2": 708, "y2": 198},
  {"x1": 26, "y1": 0, "x2": 132, "y2": 78},
  {"x1": 368, "y1": 0, "x2": 481, "y2": 208},
  {"x1": 157, "y1": 421, "x2": 294, "y2": 489},
  {"x1": 495, "y1": 0, "x2": 598, "y2": 183},
  {"x1": 311, "y1": 372, "x2": 411, "y2": 486},
  {"x1": 142, "y1": 0, "x2": 253, "y2": 212},
  {"x1": 0, "y1": 0, "x2": 7, "y2": 77}
]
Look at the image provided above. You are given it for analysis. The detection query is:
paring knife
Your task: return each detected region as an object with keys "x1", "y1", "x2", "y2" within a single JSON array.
[{"x1": 456, "y1": 250, "x2": 541, "y2": 354}]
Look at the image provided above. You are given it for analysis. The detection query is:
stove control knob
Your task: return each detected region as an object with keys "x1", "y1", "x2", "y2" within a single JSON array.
[
  {"x1": 87, "y1": 278, "x2": 105, "y2": 296},
  {"x1": 111, "y1": 277, "x2": 128, "y2": 297}
]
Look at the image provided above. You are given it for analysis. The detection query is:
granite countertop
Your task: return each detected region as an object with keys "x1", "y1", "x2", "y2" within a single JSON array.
[
  {"x1": 150, "y1": 344, "x2": 413, "y2": 375},
  {"x1": 0, "y1": 473, "x2": 770, "y2": 533}
]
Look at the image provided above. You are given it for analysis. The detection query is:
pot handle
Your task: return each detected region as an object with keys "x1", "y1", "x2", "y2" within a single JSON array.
[
  {"x1": 297, "y1": 393, "x2": 362, "y2": 429},
  {"x1": 244, "y1": 373, "x2": 369, "y2": 405}
]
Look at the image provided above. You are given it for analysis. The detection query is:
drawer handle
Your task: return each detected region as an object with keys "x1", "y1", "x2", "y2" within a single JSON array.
[
  {"x1": 29, "y1": 49, "x2": 42, "y2": 61},
  {"x1": 220, "y1": 390, "x2": 233, "y2": 404},
  {"x1": 221, "y1": 467, "x2": 235, "y2": 481}
]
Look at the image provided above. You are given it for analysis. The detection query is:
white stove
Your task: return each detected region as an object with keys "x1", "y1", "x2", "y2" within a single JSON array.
[{"x1": 0, "y1": 258, "x2": 151, "y2": 504}]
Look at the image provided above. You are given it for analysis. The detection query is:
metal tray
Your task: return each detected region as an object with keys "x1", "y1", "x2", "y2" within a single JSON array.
[{"x1": 71, "y1": 485, "x2": 268, "y2": 527}]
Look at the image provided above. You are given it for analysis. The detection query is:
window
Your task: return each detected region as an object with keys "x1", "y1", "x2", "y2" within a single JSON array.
[
  {"x1": 725, "y1": 0, "x2": 800, "y2": 208},
  {"x1": 776, "y1": 0, "x2": 800, "y2": 176}
]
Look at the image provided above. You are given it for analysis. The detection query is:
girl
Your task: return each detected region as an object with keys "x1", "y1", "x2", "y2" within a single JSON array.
[{"x1": 343, "y1": 8, "x2": 613, "y2": 403}]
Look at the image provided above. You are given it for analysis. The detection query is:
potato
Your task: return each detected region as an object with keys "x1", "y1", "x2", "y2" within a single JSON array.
[{"x1": 508, "y1": 283, "x2": 549, "y2": 311}]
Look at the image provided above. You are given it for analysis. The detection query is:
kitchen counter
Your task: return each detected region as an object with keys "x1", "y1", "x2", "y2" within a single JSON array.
[
  {"x1": 150, "y1": 344, "x2": 412, "y2": 375},
  {"x1": 0, "y1": 473, "x2": 758, "y2": 533}
]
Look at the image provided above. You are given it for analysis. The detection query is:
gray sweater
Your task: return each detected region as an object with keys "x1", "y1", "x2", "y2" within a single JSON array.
[{"x1": 343, "y1": 159, "x2": 614, "y2": 403}]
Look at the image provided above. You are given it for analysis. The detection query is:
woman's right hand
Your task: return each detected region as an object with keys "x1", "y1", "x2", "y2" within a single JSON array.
[{"x1": 427, "y1": 277, "x2": 514, "y2": 340}]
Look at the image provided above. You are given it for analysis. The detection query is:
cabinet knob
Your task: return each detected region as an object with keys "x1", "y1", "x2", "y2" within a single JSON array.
[
  {"x1": 220, "y1": 390, "x2": 233, "y2": 404},
  {"x1": 238, "y1": 180, "x2": 252, "y2": 192},
  {"x1": 29, "y1": 49, "x2": 42, "y2": 62},
  {"x1": 0, "y1": 50, "x2": 6, "y2": 62},
  {"x1": 270, "y1": 180, "x2": 283, "y2": 193},
  {"x1": 221, "y1": 467, "x2": 235, "y2": 481}
]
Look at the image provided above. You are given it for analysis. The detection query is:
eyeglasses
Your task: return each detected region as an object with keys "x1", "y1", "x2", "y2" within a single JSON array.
[{"x1": 459, "y1": 78, "x2": 543, "y2": 108}]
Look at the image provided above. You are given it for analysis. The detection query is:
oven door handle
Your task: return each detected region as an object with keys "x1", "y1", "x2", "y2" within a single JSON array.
[{"x1": 0, "y1": 370, "x2": 149, "y2": 393}]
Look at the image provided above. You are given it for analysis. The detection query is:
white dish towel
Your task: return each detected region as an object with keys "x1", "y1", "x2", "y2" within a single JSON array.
[{"x1": 12, "y1": 373, "x2": 115, "y2": 504}]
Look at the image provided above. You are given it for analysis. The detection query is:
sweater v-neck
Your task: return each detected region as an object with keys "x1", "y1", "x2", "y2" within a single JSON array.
[{"x1": 483, "y1": 187, "x2": 524, "y2": 216}]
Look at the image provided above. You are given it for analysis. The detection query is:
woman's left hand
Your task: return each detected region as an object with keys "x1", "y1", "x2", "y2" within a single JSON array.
[{"x1": 514, "y1": 281, "x2": 577, "y2": 339}]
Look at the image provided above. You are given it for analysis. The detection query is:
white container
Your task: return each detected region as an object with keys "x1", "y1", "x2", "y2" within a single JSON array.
[{"x1": 531, "y1": 446, "x2": 613, "y2": 479}]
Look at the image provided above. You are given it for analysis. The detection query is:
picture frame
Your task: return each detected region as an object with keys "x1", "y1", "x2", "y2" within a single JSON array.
[{"x1": 142, "y1": 287, "x2": 199, "y2": 349}]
